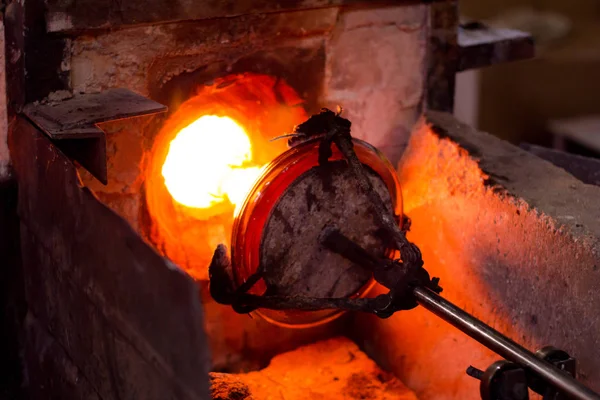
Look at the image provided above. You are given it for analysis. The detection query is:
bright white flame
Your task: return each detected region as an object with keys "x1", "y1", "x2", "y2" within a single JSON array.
[
  {"x1": 161, "y1": 115, "x2": 262, "y2": 210},
  {"x1": 221, "y1": 166, "x2": 262, "y2": 207}
]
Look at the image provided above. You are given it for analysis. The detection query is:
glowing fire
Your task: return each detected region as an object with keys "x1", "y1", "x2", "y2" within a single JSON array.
[
  {"x1": 145, "y1": 73, "x2": 307, "y2": 280},
  {"x1": 161, "y1": 115, "x2": 262, "y2": 213}
]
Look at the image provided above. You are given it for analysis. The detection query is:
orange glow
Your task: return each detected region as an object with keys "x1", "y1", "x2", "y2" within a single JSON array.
[
  {"x1": 210, "y1": 337, "x2": 418, "y2": 400},
  {"x1": 351, "y1": 122, "x2": 534, "y2": 399},
  {"x1": 144, "y1": 73, "x2": 308, "y2": 280},
  {"x1": 161, "y1": 115, "x2": 262, "y2": 216}
]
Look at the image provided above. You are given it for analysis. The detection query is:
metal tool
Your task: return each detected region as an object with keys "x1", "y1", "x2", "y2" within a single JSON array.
[
  {"x1": 415, "y1": 287, "x2": 596, "y2": 400},
  {"x1": 317, "y1": 227, "x2": 599, "y2": 400},
  {"x1": 465, "y1": 346, "x2": 577, "y2": 400},
  {"x1": 209, "y1": 108, "x2": 600, "y2": 400}
]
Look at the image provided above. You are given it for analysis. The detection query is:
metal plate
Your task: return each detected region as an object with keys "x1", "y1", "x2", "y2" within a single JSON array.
[
  {"x1": 22, "y1": 89, "x2": 167, "y2": 184},
  {"x1": 23, "y1": 89, "x2": 167, "y2": 139}
]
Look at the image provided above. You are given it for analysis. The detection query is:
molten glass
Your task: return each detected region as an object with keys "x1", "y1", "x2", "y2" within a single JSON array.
[
  {"x1": 231, "y1": 138, "x2": 403, "y2": 328},
  {"x1": 161, "y1": 115, "x2": 263, "y2": 216}
]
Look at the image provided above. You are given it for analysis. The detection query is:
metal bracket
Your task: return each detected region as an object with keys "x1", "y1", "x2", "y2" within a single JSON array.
[
  {"x1": 458, "y1": 22, "x2": 535, "y2": 72},
  {"x1": 467, "y1": 346, "x2": 578, "y2": 400},
  {"x1": 468, "y1": 361, "x2": 529, "y2": 400},
  {"x1": 22, "y1": 89, "x2": 167, "y2": 184}
]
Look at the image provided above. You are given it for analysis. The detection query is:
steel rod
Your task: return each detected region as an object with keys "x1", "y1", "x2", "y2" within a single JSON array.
[{"x1": 413, "y1": 286, "x2": 600, "y2": 400}]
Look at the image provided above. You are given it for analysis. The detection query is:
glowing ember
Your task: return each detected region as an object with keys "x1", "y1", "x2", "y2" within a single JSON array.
[{"x1": 161, "y1": 115, "x2": 262, "y2": 212}]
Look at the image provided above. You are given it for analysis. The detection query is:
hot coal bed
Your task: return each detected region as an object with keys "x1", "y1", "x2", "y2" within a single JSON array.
[{"x1": 3, "y1": 1, "x2": 600, "y2": 400}]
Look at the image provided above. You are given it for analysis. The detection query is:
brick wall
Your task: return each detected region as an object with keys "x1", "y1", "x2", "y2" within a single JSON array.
[{"x1": 353, "y1": 112, "x2": 600, "y2": 399}]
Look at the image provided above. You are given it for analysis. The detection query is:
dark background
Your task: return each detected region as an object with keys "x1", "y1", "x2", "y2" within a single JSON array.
[{"x1": 457, "y1": 0, "x2": 600, "y2": 156}]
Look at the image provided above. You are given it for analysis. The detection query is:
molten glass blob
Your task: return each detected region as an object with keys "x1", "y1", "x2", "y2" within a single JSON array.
[
  {"x1": 232, "y1": 138, "x2": 403, "y2": 328},
  {"x1": 161, "y1": 115, "x2": 262, "y2": 214}
]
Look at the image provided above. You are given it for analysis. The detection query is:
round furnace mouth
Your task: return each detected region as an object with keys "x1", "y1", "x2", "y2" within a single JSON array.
[{"x1": 145, "y1": 73, "x2": 308, "y2": 280}]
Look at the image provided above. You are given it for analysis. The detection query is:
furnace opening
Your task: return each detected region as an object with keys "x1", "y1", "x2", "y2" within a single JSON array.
[
  {"x1": 145, "y1": 73, "x2": 308, "y2": 280},
  {"x1": 161, "y1": 115, "x2": 261, "y2": 218}
]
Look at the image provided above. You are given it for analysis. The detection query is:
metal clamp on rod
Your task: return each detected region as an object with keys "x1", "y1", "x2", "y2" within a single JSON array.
[
  {"x1": 318, "y1": 228, "x2": 600, "y2": 400},
  {"x1": 414, "y1": 287, "x2": 600, "y2": 400}
]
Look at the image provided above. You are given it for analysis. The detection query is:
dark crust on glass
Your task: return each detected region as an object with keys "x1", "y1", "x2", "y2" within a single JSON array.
[{"x1": 260, "y1": 160, "x2": 393, "y2": 298}]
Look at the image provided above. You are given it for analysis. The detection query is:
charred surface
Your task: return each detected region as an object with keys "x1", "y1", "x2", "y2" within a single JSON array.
[{"x1": 261, "y1": 161, "x2": 391, "y2": 298}]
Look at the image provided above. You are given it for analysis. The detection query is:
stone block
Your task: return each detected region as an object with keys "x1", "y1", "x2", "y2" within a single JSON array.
[
  {"x1": 9, "y1": 118, "x2": 211, "y2": 400},
  {"x1": 324, "y1": 5, "x2": 427, "y2": 164},
  {"x1": 70, "y1": 9, "x2": 339, "y2": 96},
  {"x1": 352, "y1": 111, "x2": 600, "y2": 399}
]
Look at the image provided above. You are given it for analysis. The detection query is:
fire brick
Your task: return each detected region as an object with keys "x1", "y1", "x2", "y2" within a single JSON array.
[
  {"x1": 352, "y1": 111, "x2": 600, "y2": 400},
  {"x1": 209, "y1": 337, "x2": 418, "y2": 400}
]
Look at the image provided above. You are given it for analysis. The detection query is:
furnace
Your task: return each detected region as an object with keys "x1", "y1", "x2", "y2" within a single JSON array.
[
  {"x1": 144, "y1": 73, "x2": 304, "y2": 281},
  {"x1": 4, "y1": 1, "x2": 600, "y2": 400}
]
